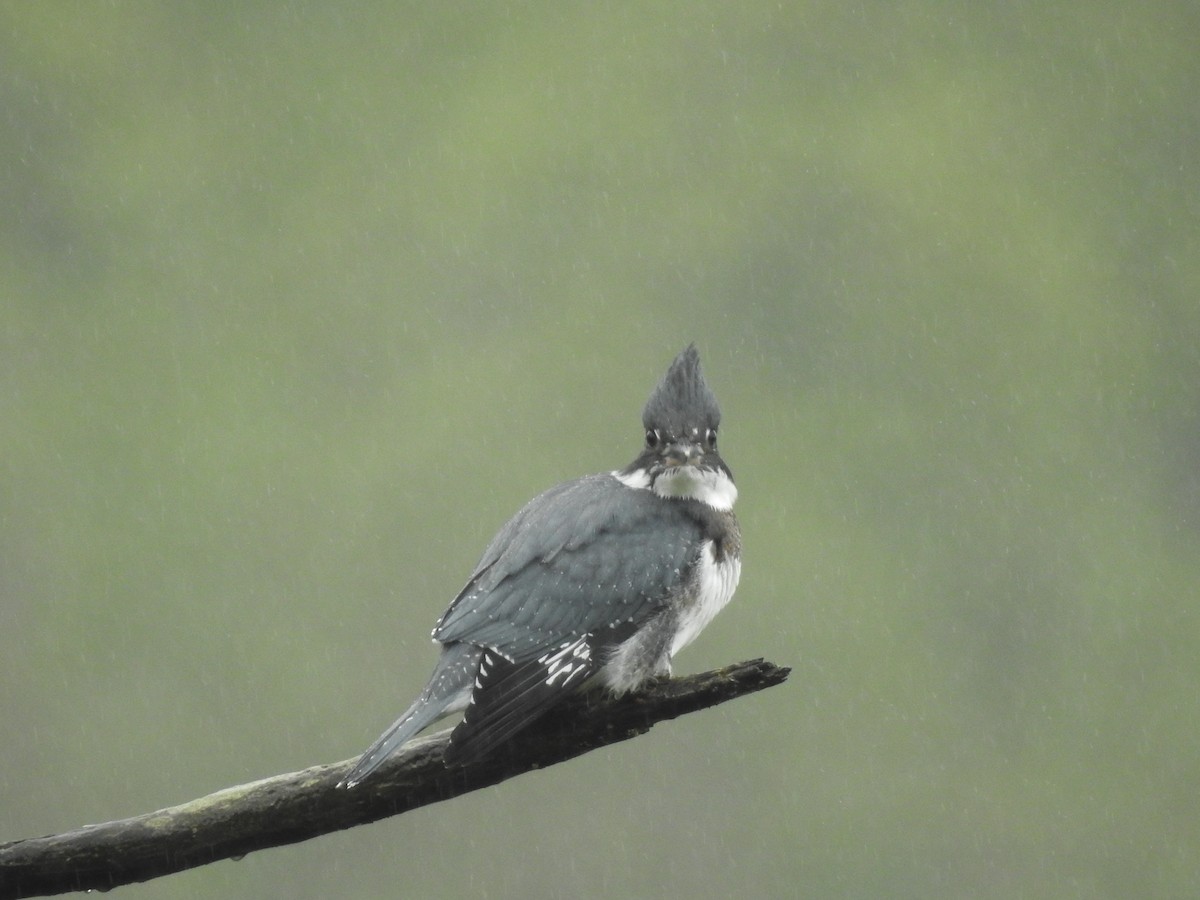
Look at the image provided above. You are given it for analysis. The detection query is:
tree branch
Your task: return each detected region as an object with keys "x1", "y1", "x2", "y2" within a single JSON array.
[{"x1": 0, "y1": 659, "x2": 789, "y2": 899}]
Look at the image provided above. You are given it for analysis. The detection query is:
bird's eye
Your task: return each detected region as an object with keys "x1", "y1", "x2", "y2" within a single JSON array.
[
  {"x1": 706, "y1": 427, "x2": 718, "y2": 449},
  {"x1": 645, "y1": 429, "x2": 660, "y2": 449}
]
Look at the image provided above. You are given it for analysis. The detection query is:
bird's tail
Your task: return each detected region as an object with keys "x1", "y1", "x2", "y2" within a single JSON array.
[{"x1": 338, "y1": 642, "x2": 482, "y2": 788}]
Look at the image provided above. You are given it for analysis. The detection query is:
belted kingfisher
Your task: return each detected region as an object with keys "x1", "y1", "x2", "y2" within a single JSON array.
[{"x1": 340, "y1": 344, "x2": 741, "y2": 786}]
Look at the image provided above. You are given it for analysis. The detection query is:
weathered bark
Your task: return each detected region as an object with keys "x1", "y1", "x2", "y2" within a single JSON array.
[{"x1": 0, "y1": 659, "x2": 789, "y2": 899}]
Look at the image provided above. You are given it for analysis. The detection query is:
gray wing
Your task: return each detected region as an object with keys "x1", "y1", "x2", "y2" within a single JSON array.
[
  {"x1": 432, "y1": 474, "x2": 705, "y2": 762},
  {"x1": 433, "y1": 473, "x2": 704, "y2": 661}
]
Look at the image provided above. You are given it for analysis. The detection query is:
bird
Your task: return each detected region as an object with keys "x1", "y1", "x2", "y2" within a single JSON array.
[{"x1": 339, "y1": 344, "x2": 741, "y2": 786}]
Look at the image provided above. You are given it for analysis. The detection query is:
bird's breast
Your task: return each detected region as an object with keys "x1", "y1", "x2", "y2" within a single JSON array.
[{"x1": 670, "y1": 534, "x2": 742, "y2": 657}]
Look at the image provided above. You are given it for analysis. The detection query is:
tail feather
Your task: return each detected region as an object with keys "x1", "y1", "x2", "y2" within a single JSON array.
[{"x1": 339, "y1": 642, "x2": 482, "y2": 788}]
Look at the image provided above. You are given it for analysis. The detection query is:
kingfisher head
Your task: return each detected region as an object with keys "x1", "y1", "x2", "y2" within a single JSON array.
[{"x1": 617, "y1": 344, "x2": 737, "y2": 511}]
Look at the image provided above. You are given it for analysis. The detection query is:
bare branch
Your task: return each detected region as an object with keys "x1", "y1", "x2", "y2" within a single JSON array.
[{"x1": 0, "y1": 659, "x2": 789, "y2": 899}]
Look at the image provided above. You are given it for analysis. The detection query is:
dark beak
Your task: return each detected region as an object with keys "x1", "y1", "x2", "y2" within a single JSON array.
[{"x1": 662, "y1": 441, "x2": 703, "y2": 468}]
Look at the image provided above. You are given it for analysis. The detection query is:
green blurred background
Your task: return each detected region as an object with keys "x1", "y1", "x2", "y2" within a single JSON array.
[{"x1": 3, "y1": 3, "x2": 1198, "y2": 897}]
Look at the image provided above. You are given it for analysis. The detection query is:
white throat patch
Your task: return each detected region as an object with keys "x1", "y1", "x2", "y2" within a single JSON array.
[
  {"x1": 612, "y1": 466, "x2": 738, "y2": 511},
  {"x1": 612, "y1": 468, "x2": 651, "y2": 490}
]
